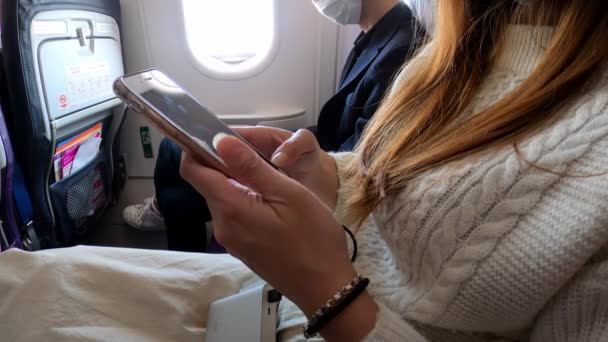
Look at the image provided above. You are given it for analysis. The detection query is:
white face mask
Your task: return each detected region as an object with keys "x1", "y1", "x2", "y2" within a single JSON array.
[{"x1": 312, "y1": 0, "x2": 362, "y2": 25}]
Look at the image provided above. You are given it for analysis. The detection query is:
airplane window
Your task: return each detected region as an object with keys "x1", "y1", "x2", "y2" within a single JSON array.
[{"x1": 182, "y1": 0, "x2": 278, "y2": 80}]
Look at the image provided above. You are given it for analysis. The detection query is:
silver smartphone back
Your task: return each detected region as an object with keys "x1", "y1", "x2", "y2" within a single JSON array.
[{"x1": 113, "y1": 68, "x2": 276, "y2": 176}]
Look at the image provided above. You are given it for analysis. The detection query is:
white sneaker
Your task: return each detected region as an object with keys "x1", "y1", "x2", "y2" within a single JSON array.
[{"x1": 122, "y1": 197, "x2": 166, "y2": 231}]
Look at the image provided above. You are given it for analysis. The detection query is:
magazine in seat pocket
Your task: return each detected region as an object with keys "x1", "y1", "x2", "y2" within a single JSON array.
[{"x1": 49, "y1": 149, "x2": 110, "y2": 243}]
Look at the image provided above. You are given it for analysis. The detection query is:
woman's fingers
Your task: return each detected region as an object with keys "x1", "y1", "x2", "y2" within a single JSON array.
[
  {"x1": 230, "y1": 127, "x2": 319, "y2": 177},
  {"x1": 233, "y1": 126, "x2": 293, "y2": 158},
  {"x1": 179, "y1": 152, "x2": 244, "y2": 206},
  {"x1": 181, "y1": 131, "x2": 296, "y2": 206},
  {"x1": 181, "y1": 152, "x2": 270, "y2": 250},
  {"x1": 215, "y1": 135, "x2": 293, "y2": 198},
  {"x1": 271, "y1": 129, "x2": 319, "y2": 170}
]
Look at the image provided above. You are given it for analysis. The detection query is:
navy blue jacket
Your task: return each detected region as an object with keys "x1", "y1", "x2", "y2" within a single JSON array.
[{"x1": 316, "y1": 3, "x2": 423, "y2": 152}]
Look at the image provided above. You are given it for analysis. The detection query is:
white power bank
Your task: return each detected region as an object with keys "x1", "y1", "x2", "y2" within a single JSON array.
[{"x1": 206, "y1": 284, "x2": 282, "y2": 342}]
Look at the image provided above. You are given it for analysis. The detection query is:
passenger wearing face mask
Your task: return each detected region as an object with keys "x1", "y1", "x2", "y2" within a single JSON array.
[
  {"x1": 312, "y1": 0, "x2": 425, "y2": 152},
  {"x1": 121, "y1": 0, "x2": 425, "y2": 251}
]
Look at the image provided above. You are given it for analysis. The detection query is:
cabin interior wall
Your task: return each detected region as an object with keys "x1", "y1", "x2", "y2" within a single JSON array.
[{"x1": 118, "y1": 0, "x2": 343, "y2": 177}]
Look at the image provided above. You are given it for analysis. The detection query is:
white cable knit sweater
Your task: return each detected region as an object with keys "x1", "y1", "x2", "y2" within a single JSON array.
[{"x1": 335, "y1": 25, "x2": 608, "y2": 341}]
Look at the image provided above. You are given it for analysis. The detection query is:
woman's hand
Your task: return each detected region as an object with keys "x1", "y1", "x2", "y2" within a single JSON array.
[
  {"x1": 180, "y1": 135, "x2": 377, "y2": 340},
  {"x1": 181, "y1": 134, "x2": 351, "y2": 313},
  {"x1": 234, "y1": 127, "x2": 340, "y2": 209}
]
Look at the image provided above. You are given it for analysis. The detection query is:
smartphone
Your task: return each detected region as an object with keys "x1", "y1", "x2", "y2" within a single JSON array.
[
  {"x1": 113, "y1": 68, "x2": 276, "y2": 176},
  {"x1": 207, "y1": 284, "x2": 282, "y2": 342}
]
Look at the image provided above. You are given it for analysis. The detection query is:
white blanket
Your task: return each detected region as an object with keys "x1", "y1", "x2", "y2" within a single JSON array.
[{"x1": 0, "y1": 246, "x2": 313, "y2": 342}]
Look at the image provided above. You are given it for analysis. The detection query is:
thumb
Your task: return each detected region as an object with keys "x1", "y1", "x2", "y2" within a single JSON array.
[
  {"x1": 214, "y1": 134, "x2": 288, "y2": 196},
  {"x1": 271, "y1": 129, "x2": 319, "y2": 170}
]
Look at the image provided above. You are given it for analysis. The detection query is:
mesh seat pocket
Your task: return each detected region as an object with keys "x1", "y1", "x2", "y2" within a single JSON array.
[{"x1": 50, "y1": 150, "x2": 110, "y2": 243}]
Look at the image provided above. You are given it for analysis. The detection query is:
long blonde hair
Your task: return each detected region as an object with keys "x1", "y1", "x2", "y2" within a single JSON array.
[{"x1": 346, "y1": 0, "x2": 608, "y2": 222}]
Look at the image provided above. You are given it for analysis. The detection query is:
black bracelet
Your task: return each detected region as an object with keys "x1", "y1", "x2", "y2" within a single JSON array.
[
  {"x1": 303, "y1": 275, "x2": 370, "y2": 338},
  {"x1": 343, "y1": 226, "x2": 358, "y2": 262}
]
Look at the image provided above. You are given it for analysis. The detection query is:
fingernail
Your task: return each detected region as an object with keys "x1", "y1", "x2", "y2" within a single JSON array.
[{"x1": 213, "y1": 133, "x2": 229, "y2": 150}]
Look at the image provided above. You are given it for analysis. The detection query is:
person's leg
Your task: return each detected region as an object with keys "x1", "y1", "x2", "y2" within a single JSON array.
[{"x1": 154, "y1": 138, "x2": 211, "y2": 252}]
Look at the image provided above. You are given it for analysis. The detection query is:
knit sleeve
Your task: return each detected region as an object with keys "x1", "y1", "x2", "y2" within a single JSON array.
[
  {"x1": 529, "y1": 247, "x2": 608, "y2": 342},
  {"x1": 330, "y1": 152, "x2": 357, "y2": 226},
  {"x1": 363, "y1": 303, "x2": 428, "y2": 342}
]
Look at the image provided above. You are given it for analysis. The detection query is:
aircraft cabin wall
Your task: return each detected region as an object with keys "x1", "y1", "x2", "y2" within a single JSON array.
[{"x1": 118, "y1": 0, "x2": 357, "y2": 178}]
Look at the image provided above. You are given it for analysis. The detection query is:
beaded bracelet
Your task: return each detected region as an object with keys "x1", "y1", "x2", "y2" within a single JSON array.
[{"x1": 303, "y1": 275, "x2": 370, "y2": 338}]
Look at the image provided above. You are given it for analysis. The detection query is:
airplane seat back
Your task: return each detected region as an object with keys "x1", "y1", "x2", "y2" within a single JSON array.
[
  {"x1": 0, "y1": 0, "x2": 125, "y2": 249},
  {"x1": 0, "y1": 96, "x2": 21, "y2": 252},
  {"x1": 0, "y1": 57, "x2": 42, "y2": 252}
]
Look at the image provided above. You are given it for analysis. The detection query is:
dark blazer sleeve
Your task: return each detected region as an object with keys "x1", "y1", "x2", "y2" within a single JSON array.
[{"x1": 338, "y1": 47, "x2": 409, "y2": 152}]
